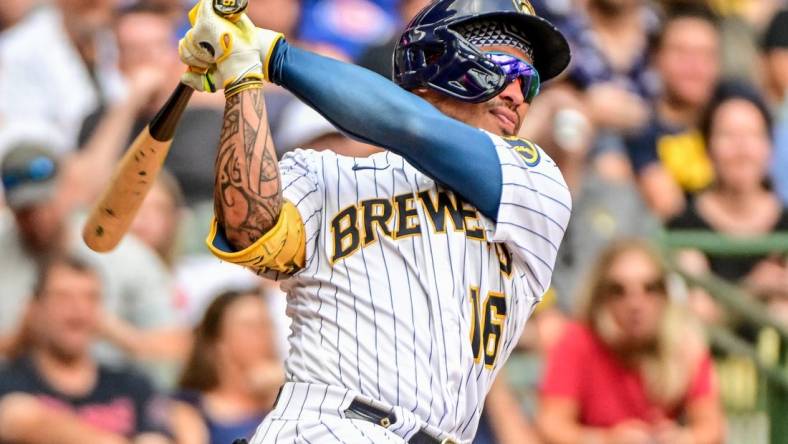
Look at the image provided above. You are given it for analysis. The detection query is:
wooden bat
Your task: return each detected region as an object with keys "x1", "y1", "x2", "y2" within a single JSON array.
[
  {"x1": 83, "y1": 0, "x2": 248, "y2": 252},
  {"x1": 82, "y1": 83, "x2": 194, "y2": 252}
]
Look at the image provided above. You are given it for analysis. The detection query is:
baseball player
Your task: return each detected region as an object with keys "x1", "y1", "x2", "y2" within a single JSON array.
[{"x1": 179, "y1": 0, "x2": 572, "y2": 442}]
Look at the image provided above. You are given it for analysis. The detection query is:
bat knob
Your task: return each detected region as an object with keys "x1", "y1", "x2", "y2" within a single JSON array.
[{"x1": 213, "y1": 0, "x2": 248, "y2": 17}]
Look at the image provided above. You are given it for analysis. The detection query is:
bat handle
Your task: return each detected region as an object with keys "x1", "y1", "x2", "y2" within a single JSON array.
[{"x1": 149, "y1": 83, "x2": 195, "y2": 142}]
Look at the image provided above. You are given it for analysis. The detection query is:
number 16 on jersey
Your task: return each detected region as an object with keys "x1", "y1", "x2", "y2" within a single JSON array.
[{"x1": 469, "y1": 287, "x2": 508, "y2": 369}]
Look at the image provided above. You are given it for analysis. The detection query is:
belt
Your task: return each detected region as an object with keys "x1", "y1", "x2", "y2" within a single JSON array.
[{"x1": 344, "y1": 399, "x2": 457, "y2": 444}]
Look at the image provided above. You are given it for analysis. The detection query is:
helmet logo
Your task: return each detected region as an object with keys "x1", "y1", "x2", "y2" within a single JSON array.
[{"x1": 512, "y1": 0, "x2": 536, "y2": 15}]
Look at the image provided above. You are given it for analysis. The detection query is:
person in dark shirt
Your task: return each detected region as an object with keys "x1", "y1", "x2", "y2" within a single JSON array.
[
  {"x1": 0, "y1": 254, "x2": 170, "y2": 444},
  {"x1": 668, "y1": 82, "x2": 788, "y2": 320},
  {"x1": 626, "y1": 4, "x2": 721, "y2": 221}
]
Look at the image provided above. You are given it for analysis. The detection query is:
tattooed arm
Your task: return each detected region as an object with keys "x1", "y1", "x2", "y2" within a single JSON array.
[{"x1": 214, "y1": 88, "x2": 282, "y2": 250}]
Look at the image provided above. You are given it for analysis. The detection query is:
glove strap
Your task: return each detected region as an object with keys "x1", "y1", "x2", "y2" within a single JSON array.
[{"x1": 225, "y1": 77, "x2": 264, "y2": 98}]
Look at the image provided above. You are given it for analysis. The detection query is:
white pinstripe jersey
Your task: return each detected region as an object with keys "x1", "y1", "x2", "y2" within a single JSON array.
[{"x1": 269, "y1": 132, "x2": 571, "y2": 441}]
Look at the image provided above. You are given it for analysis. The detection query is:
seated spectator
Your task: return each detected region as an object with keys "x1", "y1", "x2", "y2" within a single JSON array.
[
  {"x1": 0, "y1": 255, "x2": 170, "y2": 444},
  {"x1": 76, "y1": 2, "x2": 224, "y2": 206},
  {"x1": 474, "y1": 373, "x2": 542, "y2": 444},
  {"x1": 0, "y1": 0, "x2": 125, "y2": 151},
  {"x1": 668, "y1": 82, "x2": 788, "y2": 308},
  {"x1": 537, "y1": 239, "x2": 724, "y2": 444},
  {"x1": 298, "y1": 0, "x2": 396, "y2": 60},
  {"x1": 0, "y1": 141, "x2": 177, "y2": 377},
  {"x1": 561, "y1": 0, "x2": 657, "y2": 108},
  {"x1": 131, "y1": 170, "x2": 186, "y2": 269},
  {"x1": 276, "y1": 99, "x2": 379, "y2": 157},
  {"x1": 627, "y1": 4, "x2": 721, "y2": 220},
  {"x1": 761, "y1": 9, "x2": 788, "y2": 205},
  {"x1": 357, "y1": 0, "x2": 433, "y2": 78},
  {"x1": 0, "y1": 0, "x2": 32, "y2": 32},
  {"x1": 170, "y1": 289, "x2": 284, "y2": 444}
]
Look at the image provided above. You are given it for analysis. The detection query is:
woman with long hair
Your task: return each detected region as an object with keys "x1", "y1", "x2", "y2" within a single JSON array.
[
  {"x1": 537, "y1": 239, "x2": 724, "y2": 444},
  {"x1": 170, "y1": 289, "x2": 284, "y2": 444},
  {"x1": 668, "y1": 81, "x2": 788, "y2": 320}
]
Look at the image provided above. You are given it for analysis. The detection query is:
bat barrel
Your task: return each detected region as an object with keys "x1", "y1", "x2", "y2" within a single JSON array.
[{"x1": 82, "y1": 84, "x2": 194, "y2": 252}]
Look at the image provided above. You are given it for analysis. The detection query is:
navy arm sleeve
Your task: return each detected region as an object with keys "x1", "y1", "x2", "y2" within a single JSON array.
[{"x1": 269, "y1": 41, "x2": 503, "y2": 219}]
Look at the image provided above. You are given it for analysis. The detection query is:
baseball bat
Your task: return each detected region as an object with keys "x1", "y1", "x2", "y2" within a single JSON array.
[
  {"x1": 82, "y1": 0, "x2": 248, "y2": 252},
  {"x1": 82, "y1": 83, "x2": 194, "y2": 252}
]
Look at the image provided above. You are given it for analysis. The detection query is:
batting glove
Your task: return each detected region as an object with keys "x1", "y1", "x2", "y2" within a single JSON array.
[{"x1": 178, "y1": 0, "x2": 282, "y2": 91}]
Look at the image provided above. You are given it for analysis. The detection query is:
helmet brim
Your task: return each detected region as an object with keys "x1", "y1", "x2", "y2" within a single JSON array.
[{"x1": 449, "y1": 12, "x2": 571, "y2": 82}]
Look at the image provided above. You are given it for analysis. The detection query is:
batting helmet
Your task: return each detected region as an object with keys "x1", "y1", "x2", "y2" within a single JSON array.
[{"x1": 393, "y1": 0, "x2": 571, "y2": 103}]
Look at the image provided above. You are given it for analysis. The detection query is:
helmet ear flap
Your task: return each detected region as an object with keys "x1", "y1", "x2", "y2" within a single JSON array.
[
  {"x1": 427, "y1": 27, "x2": 508, "y2": 102},
  {"x1": 394, "y1": 25, "x2": 507, "y2": 103}
]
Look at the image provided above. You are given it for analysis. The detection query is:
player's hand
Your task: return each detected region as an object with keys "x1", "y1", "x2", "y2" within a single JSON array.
[{"x1": 178, "y1": 0, "x2": 275, "y2": 89}]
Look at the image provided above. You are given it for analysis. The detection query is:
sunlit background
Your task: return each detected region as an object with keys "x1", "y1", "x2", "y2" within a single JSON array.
[{"x1": 0, "y1": 0, "x2": 787, "y2": 443}]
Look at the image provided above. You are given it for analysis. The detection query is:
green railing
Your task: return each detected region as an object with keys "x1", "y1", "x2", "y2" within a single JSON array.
[{"x1": 659, "y1": 230, "x2": 788, "y2": 444}]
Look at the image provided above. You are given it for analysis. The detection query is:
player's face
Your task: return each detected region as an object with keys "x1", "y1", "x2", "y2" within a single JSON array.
[
  {"x1": 708, "y1": 99, "x2": 771, "y2": 192},
  {"x1": 602, "y1": 249, "x2": 667, "y2": 346},
  {"x1": 34, "y1": 265, "x2": 102, "y2": 361},
  {"x1": 424, "y1": 45, "x2": 533, "y2": 137},
  {"x1": 216, "y1": 294, "x2": 278, "y2": 368}
]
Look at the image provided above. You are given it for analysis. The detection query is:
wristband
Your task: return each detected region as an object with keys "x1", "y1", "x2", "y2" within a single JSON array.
[{"x1": 225, "y1": 77, "x2": 264, "y2": 98}]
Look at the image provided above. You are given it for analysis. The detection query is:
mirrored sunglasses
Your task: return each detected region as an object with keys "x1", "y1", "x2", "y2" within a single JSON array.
[{"x1": 485, "y1": 52, "x2": 541, "y2": 103}]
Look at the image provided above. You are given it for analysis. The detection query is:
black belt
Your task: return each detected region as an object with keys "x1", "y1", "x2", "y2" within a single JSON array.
[{"x1": 344, "y1": 399, "x2": 457, "y2": 444}]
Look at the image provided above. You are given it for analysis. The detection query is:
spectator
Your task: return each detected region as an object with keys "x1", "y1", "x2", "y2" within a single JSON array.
[
  {"x1": 247, "y1": 0, "x2": 302, "y2": 41},
  {"x1": 357, "y1": 0, "x2": 432, "y2": 78},
  {"x1": 0, "y1": 254, "x2": 170, "y2": 444},
  {"x1": 668, "y1": 82, "x2": 788, "y2": 313},
  {"x1": 537, "y1": 238, "x2": 724, "y2": 444},
  {"x1": 560, "y1": 0, "x2": 656, "y2": 133},
  {"x1": 0, "y1": 0, "x2": 32, "y2": 32},
  {"x1": 0, "y1": 0, "x2": 125, "y2": 151},
  {"x1": 627, "y1": 4, "x2": 721, "y2": 220},
  {"x1": 170, "y1": 290, "x2": 283, "y2": 444},
  {"x1": 474, "y1": 374, "x2": 542, "y2": 444},
  {"x1": 276, "y1": 99, "x2": 378, "y2": 157},
  {"x1": 0, "y1": 142, "x2": 176, "y2": 376},
  {"x1": 130, "y1": 170, "x2": 185, "y2": 268},
  {"x1": 761, "y1": 9, "x2": 788, "y2": 205},
  {"x1": 77, "y1": 2, "x2": 224, "y2": 206},
  {"x1": 298, "y1": 0, "x2": 397, "y2": 60}
]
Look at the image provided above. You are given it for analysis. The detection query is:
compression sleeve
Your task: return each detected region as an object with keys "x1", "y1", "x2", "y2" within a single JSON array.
[{"x1": 269, "y1": 40, "x2": 503, "y2": 219}]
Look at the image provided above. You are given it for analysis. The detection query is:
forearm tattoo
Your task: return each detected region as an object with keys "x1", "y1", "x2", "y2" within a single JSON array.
[{"x1": 215, "y1": 89, "x2": 282, "y2": 249}]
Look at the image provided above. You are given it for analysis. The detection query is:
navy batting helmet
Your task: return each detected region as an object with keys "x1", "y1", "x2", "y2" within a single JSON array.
[{"x1": 393, "y1": 0, "x2": 571, "y2": 103}]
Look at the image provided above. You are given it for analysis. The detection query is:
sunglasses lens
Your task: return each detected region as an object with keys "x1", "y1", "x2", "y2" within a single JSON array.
[{"x1": 486, "y1": 52, "x2": 541, "y2": 103}]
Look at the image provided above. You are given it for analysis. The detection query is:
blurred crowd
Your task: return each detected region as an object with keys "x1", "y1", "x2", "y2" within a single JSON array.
[{"x1": 0, "y1": 0, "x2": 787, "y2": 443}]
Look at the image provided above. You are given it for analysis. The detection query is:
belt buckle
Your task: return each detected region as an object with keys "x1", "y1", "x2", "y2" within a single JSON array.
[{"x1": 440, "y1": 439, "x2": 457, "y2": 444}]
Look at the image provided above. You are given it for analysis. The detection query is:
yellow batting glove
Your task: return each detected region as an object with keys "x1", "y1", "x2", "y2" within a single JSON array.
[{"x1": 178, "y1": 0, "x2": 269, "y2": 89}]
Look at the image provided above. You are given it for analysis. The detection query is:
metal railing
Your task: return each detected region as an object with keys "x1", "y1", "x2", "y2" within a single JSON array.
[{"x1": 659, "y1": 230, "x2": 788, "y2": 444}]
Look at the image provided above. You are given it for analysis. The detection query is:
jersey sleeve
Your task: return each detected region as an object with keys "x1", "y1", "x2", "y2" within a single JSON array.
[
  {"x1": 484, "y1": 136, "x2": 572, "y2": 296},
  {"x1": 278, "y1": 149, "x2": 323, "y2": 271},
  {"x1": 206, "y1": 149, "x2": 323, "y2": 280}
]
